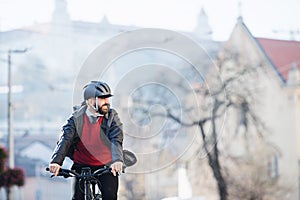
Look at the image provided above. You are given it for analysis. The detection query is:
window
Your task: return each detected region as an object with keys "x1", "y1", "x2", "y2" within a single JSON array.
[{"x1": 267, "y1": 155, "x2": 279, "y2": 179}]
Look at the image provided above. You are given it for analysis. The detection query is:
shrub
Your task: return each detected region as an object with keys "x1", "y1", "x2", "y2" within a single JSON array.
[
  {"x1": 0, "y1": 168, "x2": 25, "y2": 188},
  {"x1": 0, "y1": 147, "x2": 8, "y2": 173}
]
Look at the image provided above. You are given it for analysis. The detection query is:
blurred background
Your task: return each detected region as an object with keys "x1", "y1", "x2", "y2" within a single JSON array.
[{"x1": 0, "y1": 0, "x2": 299, "y2": 199}]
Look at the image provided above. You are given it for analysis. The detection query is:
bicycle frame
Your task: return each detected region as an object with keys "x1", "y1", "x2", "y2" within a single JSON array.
[
  {"x1": 47, "y1": 166, "x2": 110, "y2": 200},
  {"x1": 81, "y1": 167, "x2": 103, "y2": 200},
  {"x1": 81, "y1": 167, "x2": 93, "y2": 200}
]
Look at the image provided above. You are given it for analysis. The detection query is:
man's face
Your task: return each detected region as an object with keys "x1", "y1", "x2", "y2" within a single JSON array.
[
  {"x1": 97, "y1": 97, "x2": 110, "y2": 114},
  {"x1": 87, "y1": 97, "x2": 110, "y2": 114}
]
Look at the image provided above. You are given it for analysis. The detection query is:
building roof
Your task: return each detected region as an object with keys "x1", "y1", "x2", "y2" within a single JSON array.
[{"x1": 256, "y1": 38, "x2": 300, "y2": 82}]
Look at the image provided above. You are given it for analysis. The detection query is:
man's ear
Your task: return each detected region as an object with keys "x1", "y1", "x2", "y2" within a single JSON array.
[{"x1": 86, "y1": 98, "x2": 95, "y2": 106}]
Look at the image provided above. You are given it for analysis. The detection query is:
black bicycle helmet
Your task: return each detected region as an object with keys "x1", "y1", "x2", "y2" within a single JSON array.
[{"x1": 83, "y1": 81, "x2": 113, "y2": 100}]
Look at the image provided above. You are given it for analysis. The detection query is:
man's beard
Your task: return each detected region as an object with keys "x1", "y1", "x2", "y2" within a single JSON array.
[{"x1": 99, "y1": 103, "x2": 110, "y2": 115}]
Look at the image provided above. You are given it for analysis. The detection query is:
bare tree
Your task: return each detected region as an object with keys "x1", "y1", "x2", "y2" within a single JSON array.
[
  {"x1": 160, "y1": 48, "x2": 265, "y2": 200},
  {"x1": 124, "y1": 47, "x2": 287, "y2": 200}
]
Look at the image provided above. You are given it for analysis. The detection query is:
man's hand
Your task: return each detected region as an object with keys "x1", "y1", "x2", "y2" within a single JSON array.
[
  {"x1": 110, "y1": 161, "x2": 123, "y2": 176},
  {"x1": 49, "y1": 163, "x2": 61, "y2": 176}
]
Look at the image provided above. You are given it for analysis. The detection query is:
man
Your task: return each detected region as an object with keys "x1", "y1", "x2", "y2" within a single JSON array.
[{"x1": 49, "y1": 81, "x2": 123, "y2": 200}]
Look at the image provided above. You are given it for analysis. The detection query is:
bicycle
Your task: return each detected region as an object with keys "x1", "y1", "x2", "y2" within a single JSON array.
[
  {"x1": 46, "y1": 149, "x2": 137, "y2": 200},
  {"x1": 46, "y1": 166, "x2": 110, "y2": 200}
]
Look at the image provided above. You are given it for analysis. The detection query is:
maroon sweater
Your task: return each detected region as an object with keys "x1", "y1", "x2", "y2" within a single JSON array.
[{"x1": 73, "y1": 115, "x2": 112, "y2": 166}]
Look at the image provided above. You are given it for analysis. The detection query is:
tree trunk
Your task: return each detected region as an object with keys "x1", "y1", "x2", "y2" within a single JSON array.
[
  {"x1": 6, "y1": 187, "x2": 9, "y2": 200},
  {"x1": 5, "y1": 187, "x2": 13, "y2": 200},
  {"x1": 207, "y1": 150, "x2": 228, "y2": 200},
  {"x1": 199, "y1": 122, "x2": 228, "y2": 200}
]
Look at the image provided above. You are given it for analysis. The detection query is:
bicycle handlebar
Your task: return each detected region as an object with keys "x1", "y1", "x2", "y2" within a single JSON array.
[{"x1": 46, "y1": 167, "x2": 111, "y2": 179}]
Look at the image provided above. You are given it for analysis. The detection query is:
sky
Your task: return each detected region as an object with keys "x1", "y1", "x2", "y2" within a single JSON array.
[{"x1": 0, "y1": 0, "x2": 299, "y2": 41}]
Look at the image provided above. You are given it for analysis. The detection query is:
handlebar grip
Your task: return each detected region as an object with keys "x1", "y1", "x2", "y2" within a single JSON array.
[{"x1": 46, "y1": 167, "x2": 57, "y2": 178}]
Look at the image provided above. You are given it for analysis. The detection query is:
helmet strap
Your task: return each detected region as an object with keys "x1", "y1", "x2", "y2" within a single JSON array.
[
  {"x1": 95, "y1": 97, "x2": 99, "y2": 112},
  {"x1": 87, "y1": 97, "x2": 99, "y2": 113}
]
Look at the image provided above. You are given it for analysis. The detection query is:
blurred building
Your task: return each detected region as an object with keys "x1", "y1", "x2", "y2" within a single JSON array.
[
  {"x1": 229, "y1": 18, "x2": 299, "y2": 199},
  {"x1": 186, "y1": 17, "x2": 300, "y2": 199}
]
